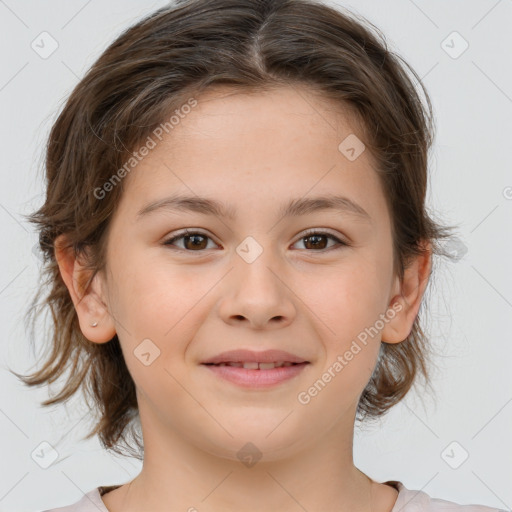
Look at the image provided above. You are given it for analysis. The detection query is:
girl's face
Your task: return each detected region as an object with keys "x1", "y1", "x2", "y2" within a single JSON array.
[{"x1": 84, "y1": 85, "x2": 426, "y2": 461}]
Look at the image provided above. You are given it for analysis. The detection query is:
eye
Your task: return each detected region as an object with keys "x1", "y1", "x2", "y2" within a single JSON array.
[
  {"x1": 163, "y1": 229, "x2": 218, "y2": 252},
  {"x1": 163, "y1": 228, "x2": 348, "y2": 253},
  {"x1": 291, "y1": 229, "x2": 348, "y2": 252}
]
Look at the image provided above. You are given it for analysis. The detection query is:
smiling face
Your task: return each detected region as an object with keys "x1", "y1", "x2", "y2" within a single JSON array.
[{"x1": 59, "y1": 85, "x2": 428, "y2": 464}]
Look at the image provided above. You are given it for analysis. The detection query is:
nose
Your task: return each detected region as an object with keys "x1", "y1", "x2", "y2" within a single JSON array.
[{"x1": 217, "y1": 260, "x2": 297, "y2": 330}]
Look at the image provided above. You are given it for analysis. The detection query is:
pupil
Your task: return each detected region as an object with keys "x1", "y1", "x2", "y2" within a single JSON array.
[
  {"x1": 305, "y1": 235, "x2": 326, "y2": 250},
  {"x1": 186, "y1": 235, "x2": 207, "y2": 250}
]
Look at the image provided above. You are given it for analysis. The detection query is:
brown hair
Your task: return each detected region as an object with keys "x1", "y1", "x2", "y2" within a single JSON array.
[{"x1": 12, "y1": 0, "x2": 458, "y2": 460}]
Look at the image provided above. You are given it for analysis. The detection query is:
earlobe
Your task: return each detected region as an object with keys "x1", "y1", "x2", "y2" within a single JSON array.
[
  {"x1": 54, "y1": 234, "x2": 117, "y2": 343},
  {"x1": 381, "y1": 242, "x2": 432, "y2": 344}
]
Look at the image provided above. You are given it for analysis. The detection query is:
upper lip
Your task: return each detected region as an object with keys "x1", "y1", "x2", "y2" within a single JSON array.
[{"x1": 201, "y1": 349, "x2": 309, "y2": 364}]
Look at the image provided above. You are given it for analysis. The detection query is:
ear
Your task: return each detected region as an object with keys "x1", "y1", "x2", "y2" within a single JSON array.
[
  {"x1": 54, "y1": 234, "x2": 117, "y2": 343},
  {"x1": 381, "y1": 241, "x2": 432, "y2": 344}
]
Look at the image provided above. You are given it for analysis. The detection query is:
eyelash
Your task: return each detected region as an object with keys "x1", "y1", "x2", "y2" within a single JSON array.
[{"x1": 163, "y1": 228, "x2": 348, "y2": 254}]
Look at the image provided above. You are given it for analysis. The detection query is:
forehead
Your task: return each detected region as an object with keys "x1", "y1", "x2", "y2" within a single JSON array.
[
  {"x1": 170, "y1": 85, "x2": 362, "y2": 147},
  {"x1": 115, "y1": 85, "x2": 389, "y2": 227}
]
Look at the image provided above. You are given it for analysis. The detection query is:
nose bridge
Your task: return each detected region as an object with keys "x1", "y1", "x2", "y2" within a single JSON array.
[
  {"x1": 234, "y1": 235, "x2": 285, "y2": 298},
  {"x1": 218, "y1": 236, "x2": 296, "y2": 328}
]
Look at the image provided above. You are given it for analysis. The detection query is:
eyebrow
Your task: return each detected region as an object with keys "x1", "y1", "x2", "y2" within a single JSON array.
[{"x1": 136, "y1": 193, "x2": 371, "y2": 223}]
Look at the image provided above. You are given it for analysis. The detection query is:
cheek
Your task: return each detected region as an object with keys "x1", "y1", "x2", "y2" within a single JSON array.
[
  {"x1": 108, "y1": 259, "x2": 226, "y2": 443},
  {"x1": 111, "y1": 245, "x2": 190, "y2": 326},
  {"x1": 307, "y1": 256, "x2": 391, "y2": 343},
  {"x1": 298, "y1": 264, "x2": 387, "y2": 413},
  {"x1": 110, "y1": 265, "x2": 199, "y2": 412},
  {"x1": 110, "y1": 256, "x2": 210, "y2": 365},
  {"x1": 299, "y1": 252, "x2": 393, "y2": 404}
]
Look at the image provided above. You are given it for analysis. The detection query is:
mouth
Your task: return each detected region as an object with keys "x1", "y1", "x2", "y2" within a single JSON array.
[
  {"x1": 201, "y1": 349, "x2": 310, "y2": 366},
  {"x1": 200, "y1": 349, "x2": 311, "y2": 388},
  {"x1": 202, "y1": 361, "x2": 307, "y2": 370}
]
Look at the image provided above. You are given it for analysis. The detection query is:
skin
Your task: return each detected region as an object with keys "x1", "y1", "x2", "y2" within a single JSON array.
[{"x1": 55, "y1": 85, "x2": 432, "y2": 512}]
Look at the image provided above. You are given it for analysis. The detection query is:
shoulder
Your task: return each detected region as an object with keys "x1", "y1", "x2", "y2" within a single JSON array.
[
  {"x1": 40, "y1": 487, "x2": 108, "y2": 512},
  {"x1": 388, "y1": 481, "x2": 506, "y2": 512}
]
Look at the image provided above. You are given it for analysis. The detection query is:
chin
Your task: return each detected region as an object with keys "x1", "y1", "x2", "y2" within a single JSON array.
[{"x1": 194, "y1": 417, "x2": 310, "y2": 464}]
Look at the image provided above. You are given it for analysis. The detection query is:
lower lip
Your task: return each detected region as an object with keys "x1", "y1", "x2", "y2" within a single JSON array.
[{"x1": 201, "y1": 363, "x2": 309, "y2": 388}]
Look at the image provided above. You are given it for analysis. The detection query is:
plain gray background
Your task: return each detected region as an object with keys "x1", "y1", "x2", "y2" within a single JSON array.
[{"x1": 1, "y1": 1, "x2": 511, "y2": 510}]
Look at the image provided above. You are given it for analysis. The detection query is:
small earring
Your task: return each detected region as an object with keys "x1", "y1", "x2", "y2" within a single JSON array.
[{"x1": 91, "y1": 321, "x2": 98, "y2": 327}]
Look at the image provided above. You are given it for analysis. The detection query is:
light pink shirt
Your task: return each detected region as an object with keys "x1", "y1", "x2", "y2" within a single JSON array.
[{"x1": 41, "y1": 480, "x2": 506, "y2": 511}]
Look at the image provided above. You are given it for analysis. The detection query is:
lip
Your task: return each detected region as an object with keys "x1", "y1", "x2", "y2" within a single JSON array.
[
  {"x1": 201, "y1": 349, "x2": 309, "y2": 365},
  {"x1": 202, "y1": 361, "x2": 310, "y2": 388},
  {"x1": 200, "y1": 349, "x2": 311, "y2": 389}
]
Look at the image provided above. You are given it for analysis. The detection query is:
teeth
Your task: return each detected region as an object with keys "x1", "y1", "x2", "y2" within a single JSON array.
[
  {"x1": 258, "y1": 362, "x2": 278, "y2": 370},
  {"x1": 215, "y1": 361, "x2": 298, "y2": 369},
  {"x1": 242, "y1": 361, "x2": 259, "y2": 369}
]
